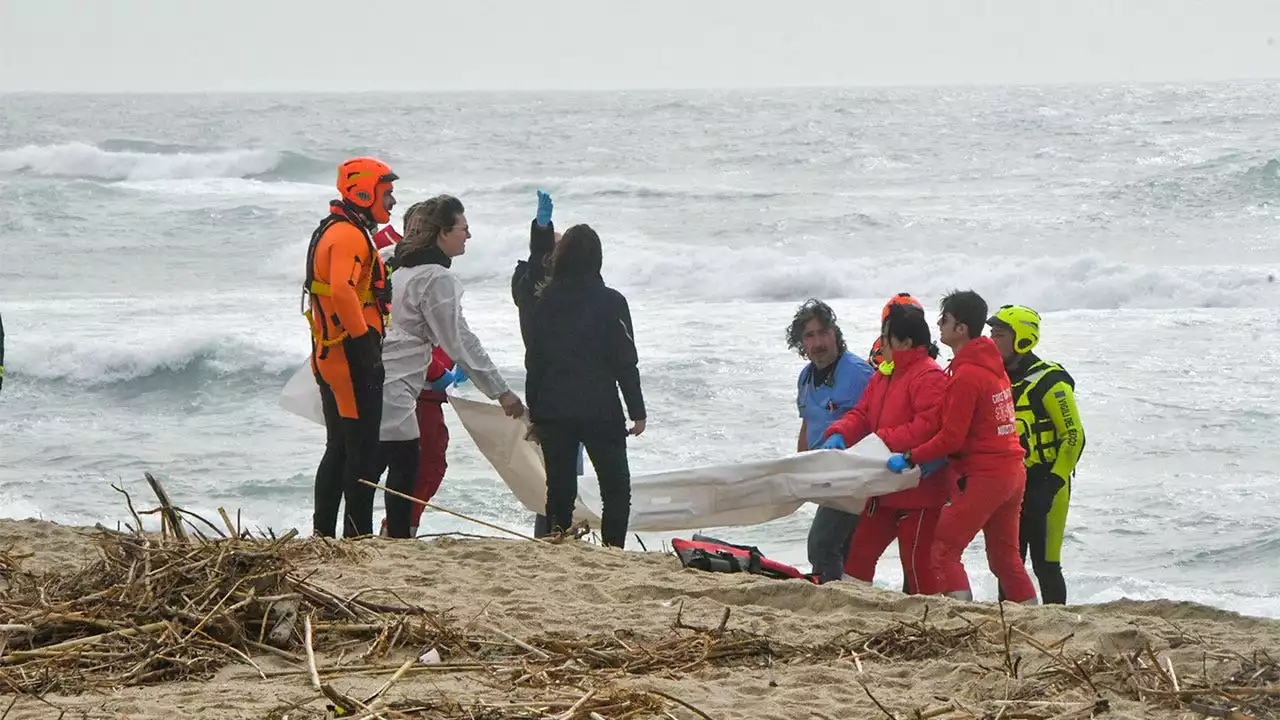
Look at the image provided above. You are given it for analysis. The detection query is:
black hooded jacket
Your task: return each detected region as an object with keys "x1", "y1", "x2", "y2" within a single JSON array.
[
  {"x1": 511, "y1": 220, "x2": 556, "y2": 350},
  {"x1": 525, "y1": 275, "x2": 645, "y2": 429}
]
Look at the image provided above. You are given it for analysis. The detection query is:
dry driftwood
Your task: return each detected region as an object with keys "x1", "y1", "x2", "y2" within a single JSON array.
[{"x1": 3, "y1": 476, "x2": 1280, "y2": 720}]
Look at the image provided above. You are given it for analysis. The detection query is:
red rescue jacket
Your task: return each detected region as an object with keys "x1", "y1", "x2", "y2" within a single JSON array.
[
  {"x1": 823, "y1": 346, "x2": 956, "y2": 508},
  {"x1": 910, "y1": 337, "x2": 1023, "y2": 480}
]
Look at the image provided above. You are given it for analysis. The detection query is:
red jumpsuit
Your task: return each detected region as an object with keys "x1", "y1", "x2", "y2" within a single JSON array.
[
  {"x1": 908, "y1": 337, "x2": 1037, "y2": 603},
  {"x1": 410, "y1": 347, "x2": 453, "y2": 527},
  {"x1": 823, "y1": 346, "x2": 956, "y2": 594}
]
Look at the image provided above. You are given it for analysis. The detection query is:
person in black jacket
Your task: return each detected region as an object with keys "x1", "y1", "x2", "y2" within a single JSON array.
[
  {"x1": 512, "y1": 190, "x2": 557, "y2": 349},
  {"x1": 0, "y1": 310, "x2": 5, "y2": 395},
  {"x1": 511, "y1": 190, "x2": 559, "y2": 536},
  {"x1": 526, "y1": 224, "x2": 646, "y2": 548}
]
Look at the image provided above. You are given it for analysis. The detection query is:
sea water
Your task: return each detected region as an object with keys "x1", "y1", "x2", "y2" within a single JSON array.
[{"x1": 1, "y1": 85, "x2": 1278, "y2": 615}]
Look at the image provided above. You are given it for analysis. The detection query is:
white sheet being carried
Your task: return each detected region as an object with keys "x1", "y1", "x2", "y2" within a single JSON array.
[
  {"x1": 280, "y1": 358, "x2": 325, "y2": 424},
  {"x1": 445, "y1": 395, "x2": 915, "y2": 531},
  {"x1": 279, "y1": 362, "x2": 920, "y2": 532},
  {"x1": 280, "y1": 359, "x2": 602, "y2": 524}
]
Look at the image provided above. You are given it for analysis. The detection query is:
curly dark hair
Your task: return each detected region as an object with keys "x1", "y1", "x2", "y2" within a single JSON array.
[{"x1": 786, "y1": 299, "x2": 847, "y2": 358}]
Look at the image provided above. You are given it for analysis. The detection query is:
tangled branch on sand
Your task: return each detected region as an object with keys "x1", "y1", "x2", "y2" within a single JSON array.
[
  {"x1": 3, "y1": 476, "x2": 1280, "y2": 719},
  {"x1": 264, "y1": 686, "x2": 675, "y2": 720},
  {"x1": 0, "y1": 516, "x2": 370, "y2": 693},
  {"x1": 850, "y1": 605, "x2": 996, "y2": 662}
]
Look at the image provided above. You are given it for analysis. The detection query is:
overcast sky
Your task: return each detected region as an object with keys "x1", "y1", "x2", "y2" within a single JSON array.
[{"x1": 2, "y1": 0, "x2": 1279, "y2": 92}]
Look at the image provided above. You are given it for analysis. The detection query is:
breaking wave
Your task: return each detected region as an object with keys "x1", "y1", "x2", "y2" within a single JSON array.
[{"x1": 0, "y1": 142, "x2": 327, "y2": 183}]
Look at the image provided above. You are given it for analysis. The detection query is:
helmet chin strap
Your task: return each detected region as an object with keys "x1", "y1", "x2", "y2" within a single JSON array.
[{"x1": 339, "y1": 199, "x2": 377, "y2": 230}]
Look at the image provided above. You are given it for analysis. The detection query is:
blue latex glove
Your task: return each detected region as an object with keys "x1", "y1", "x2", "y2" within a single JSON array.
[
  {"x1": 886, "y1": 453, "x2": 912, "y2": 474},
  {"x1": 452, "y1": 365, "x2": 467, "y2": 386},
  {"x1": 429, "y1": 367, "x2": 467, "y2": 393},
  {"x1": 920, "y1": 458, "x2": 947, "y2": 477},
  {"x1": 821, "y1": 434, "x2": 846, "y2": 450},
  {"x1": 428, "y1": 370, "x2": 455, "y2": 394},
  {"x1": 536, "y1": 190, "x2": 553, "y2": 227}
]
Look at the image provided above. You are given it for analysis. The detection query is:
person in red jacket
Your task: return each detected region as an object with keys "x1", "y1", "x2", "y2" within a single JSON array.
[
  {"x1": 885, "y1": 290, "x2": 1038, "y2": 604},
  {"x1": 867, "y1": 293, "x2": 943, "y2": 371},
  {"x1": 373, "y1": 211, "x2": 465, "y2": 536},
  {"x1": 821, "y1": 303, "x2": 954, "y2": 594}
]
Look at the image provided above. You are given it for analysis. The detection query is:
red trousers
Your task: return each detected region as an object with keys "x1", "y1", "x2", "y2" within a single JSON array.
[
  {"x1": 843, "y1": 502, "x2": 941, "y2": 595},
  {"x1": 409, "y1": 395, "x2": 449, "y2": 527},
  {"x1": 932, "y1": 471, "x2": 1037, "y2": 602}
]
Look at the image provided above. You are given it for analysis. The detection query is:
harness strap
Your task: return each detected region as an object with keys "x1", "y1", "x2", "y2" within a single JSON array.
[
  {"x1": 302, "y1": 212, "x2": 380, "y2": 355},
  {"x1": 309, "y1": 280, "x2": 376, "y2": 305},
  {"x1": 1015, "y1": 360, "x2": 1076, "y2": 465}
]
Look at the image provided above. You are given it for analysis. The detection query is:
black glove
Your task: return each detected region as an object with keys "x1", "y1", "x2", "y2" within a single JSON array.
[
  {"x1": 375, "y1": 273, "x2": 393, "y2": 316},
  {"x1": 343, "y1": 327, "x2": 383, "y2": 390},
  {"x1": 1023, "y1": 466, "x2": 1066, "y2": 517}
]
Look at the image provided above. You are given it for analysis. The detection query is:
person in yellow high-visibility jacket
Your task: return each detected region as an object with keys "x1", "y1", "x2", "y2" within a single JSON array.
[{"x1": 988, "y1": 305, "x2": 1086, "y2": 605}]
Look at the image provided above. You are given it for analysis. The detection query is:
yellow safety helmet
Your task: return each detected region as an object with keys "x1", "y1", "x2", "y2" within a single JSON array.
[{"x1": 987, "y1": 304, "x2": 1041, "y2": 354}]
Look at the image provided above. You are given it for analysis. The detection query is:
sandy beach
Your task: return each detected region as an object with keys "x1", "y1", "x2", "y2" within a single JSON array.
[{"x1": 2, "y1": 513, "x2": 1278, "y2": 720}]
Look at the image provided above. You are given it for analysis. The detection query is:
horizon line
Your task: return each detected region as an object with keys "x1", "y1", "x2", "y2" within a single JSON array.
[{"x1": 4, "y1": 75, "x2": 1280, "y2": 96}]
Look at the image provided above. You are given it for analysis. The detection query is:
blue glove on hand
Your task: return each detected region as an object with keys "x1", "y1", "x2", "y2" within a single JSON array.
[
  {"x1": 429, "y1": 370, "x2": 455, "y2": 394},
  {"x1": 821, "y1": 434, "x2": 846, "y2": 450},
  {"x1": 536, "y1": 190, "x2": 553, "y2": 227},
  {"x1": 886, "y1": 453, "x2": 912, "y2": 474},
  {"x1": 451, "y1": 365, "x2": 467, "y2": 386},
  {"x1": 920, "y1": 458, "x2": 947, "y2": 477},
  {"x1": 429, "y1": 367, "x2": 467, "y2": 393}
]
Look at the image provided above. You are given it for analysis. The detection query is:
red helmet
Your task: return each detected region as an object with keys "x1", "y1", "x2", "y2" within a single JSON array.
[
  {"x1": 337, "y1": 157, "x2": 398, "y2": 224},
  {"x1": 881, "y1": 292, "x2": 923, "y2": 323}
]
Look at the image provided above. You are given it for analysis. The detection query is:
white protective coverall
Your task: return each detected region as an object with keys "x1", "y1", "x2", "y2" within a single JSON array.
[{"x1": 379, "y1": 263, "x2": 510, "y2": 441}]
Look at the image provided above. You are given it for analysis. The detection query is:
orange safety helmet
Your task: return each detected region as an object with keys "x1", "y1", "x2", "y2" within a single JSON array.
[
  {"x1": 881, "y1": 292, "x2": 924, "y2": 322},
  {"x1": 337, "y1": 157, "x2": 398, "y2": 224},
  {"x1": 870, "y1": 293, "x2": 925, "y2": 368}
]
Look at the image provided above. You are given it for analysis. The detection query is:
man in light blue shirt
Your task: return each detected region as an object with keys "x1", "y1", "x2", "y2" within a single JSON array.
[{"x1": 788, "y1": 299, "x2": 874, "y2": 583}]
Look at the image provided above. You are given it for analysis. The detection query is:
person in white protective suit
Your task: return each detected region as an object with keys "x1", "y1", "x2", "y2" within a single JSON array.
[{"x1": 376, "y1": 195, "x2": 525, "y2": 538}]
